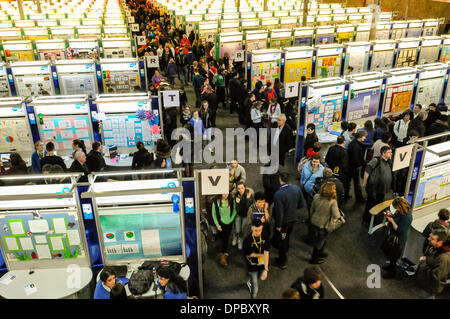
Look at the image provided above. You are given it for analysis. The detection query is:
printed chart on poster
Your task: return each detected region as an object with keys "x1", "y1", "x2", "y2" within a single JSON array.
[
  {"x1": 103, "y1": 72, "x2": 140, "y2": 94},
  {"x1": 251, "y1": 60, "x2": 280, "y2": 87},
  {"x1": 38, "y1": 51, "x2": 66, "y2": 62},
  {"x1": 346, "y1": 52, "x2": 369, "y2": 74},
  {"x1": 4, "y1": 51, "x2": 34, "y2": 63},
  {"x1": 416, "y1": 78, "x2": 445, "y2": 106},
  {"x1": 0, "y1": 211, "x2": 85, "y2": 262},
  {"x1": 39, "y1": 116, "x2": 92, "y2": 150},
  {"x1": 418, "y1": 47, "x2": 439, "y2": 65},
  {"x1": 370, "y1": 50, "x2": 394, "y2": 71},
  {"x1": 414, "y1": 161, "x2": 450, "y2": 210},
  {"x1": 0, "y1": 118, "x2": 33, "y2": 152},
  {"x1": 14, "y1": 75, "x2": 53, "y2": 97},
  {"x1": 347, "y1": 89, "x2": 380, "y2": 121},
  {"x1": 220, "y1": 42, "x2": 242, "y2": 59},
  {"x1": 102, "y1": 114, "x2": 161, "y2": 148},
  {"x1": 246, "y1": 40, "x2": 267, "y2": 51},
  {"x1": 294, "y1": 37, "x2": 313, "y2": 46},
  {"x1": 306, "y1": 95, "x2": 343, "y2": 131},
  {"x1": 316, "y1": 55, "x2": 342, "y2": 79},
  {"x1": 0, "y1": 76, "x2": 9, "y2": 97},
  {"x1": 285, "y1": 60, "x2": 312, "y2": 82},
  {"x1": 59, "y1": 73, "x2": 96, "y2": 96},
  {"x1": 395, "y1": 48, "x2": 417, "y2": 67},
  {"x1": 316, "y1": 35, "x2": 334, "y2": 45},
  {"x1": 98, "y1": 206, "x2": 183, "y2": 261},
  {"x1": 383, "y1": 83, "x2": 414, "y2": 114}
]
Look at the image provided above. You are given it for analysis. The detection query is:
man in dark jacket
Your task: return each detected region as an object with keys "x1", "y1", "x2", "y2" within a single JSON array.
[
  {"x1": 424, "y1": 103, "x2": 441, "y2": 131},
  {"x1": 273, "y1": 172, "x2": 306, "y2": 269},
  {"x1": 40, "y1": 142, "x2": 67, "y2": 171},
  {"x1": 347, "y1": 130, "x2": 367, "y2": 202},
  {"x1": 272, "y1": 114, "x2": 294, "y2": 167},
  {"x1": 70, "y1": 151, "x2": 90, "y2": 182},
  {"x1": 291, "y1": 267, "x2": 324, "y2": 299},
  {"x1": 422, "y1": 208, "x2": 449, "y2": 254},
  {"x1": 408, "y1": 110, "x2": 427, "y2": 138},
  {"x1": 228, "y1": 72, "x2": 241, "y2": 114},
  {"x1": 193, "y1": 69, "x2": 204, "y2": 108},
  {"x1": 86, "y1": 141, "x2": 106, "y2": 173},
  {"x1": 426, "y1": 114, "x2": 449, "y2": 146},
  {"x1": 325, "y1": 136, "x2": 348, "y2": 198},
  {"x1": 205, "y1": 86, "x2": 218, "y2": 127}
]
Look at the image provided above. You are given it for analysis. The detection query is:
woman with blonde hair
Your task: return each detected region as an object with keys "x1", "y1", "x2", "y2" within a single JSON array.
[
  {"x1": 309, "y1": 182, "x2": 340, "y2": 264},
  {"x1": 381, "y1": 197, "x2": 412, "y2": 279}
]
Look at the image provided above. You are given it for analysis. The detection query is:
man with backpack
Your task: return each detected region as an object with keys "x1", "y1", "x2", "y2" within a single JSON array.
[{"x1": 361, "y1": 146, "x2": 395, "y2": 225}]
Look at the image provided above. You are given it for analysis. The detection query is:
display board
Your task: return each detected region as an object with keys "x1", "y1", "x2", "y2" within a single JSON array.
[
  {"x1": 246, "y1": 39, "x2": 267, "y2": 51},
  {"x1": 59, "y1": 73, "x2": 96, "y2": 96},
  {"x1": 103, "y1": 72, "x2": 140, "y2": 94},
  {"x1": 102, "y1": 114, "x2": 161, "y2": 147},
  {"x1": 407, "y1": 29, "x2": 422, "y2": 38},
  {"x1": 251, "y1": 60, "x2": 280, "y2": 87},
  {"x1": 0, "y1": 118, "x2": 33, "y2": 152},
  {"x1": 336, "y1": 32, "x2": 353, "y2": 44},
  {"x1": 355, "y1": 32, "x2": 370, "y2": 42},
  {"x1": 14, "y1": 75, "x2": 53, "y2": 97},
  {"x1": 414, "y1": 161, "x2": 450, "y2": 210},
  {"x1": 39, "y1": 116, "x2": 92, "y2": 150},
  {"x1": 285, "y1": 60, "x2": 312, "y2": 82},
  {"x1": 347, "y1": 88, "x2": 380, "y2": 121},
  {"x1": 416, "y1": 77, "x2": 445, "y2": 106},
  {"x1": 38, "y1": 51, "x2": 66, "y2": 62},
  {"x1": 395, "y1": 48, "x2": 417, "y2": 67},
  {"x1": 104, "y1": 48, "x2": 132, "y2": 59},
  {"x1": 4, "y1": 50, "x2": 34, "y2": 63},
  {"x1": 306, "y1": 94, "x2": 343, "y2": 131},
  {"x1": 294, "y1": 36, "x2": 313, "y2": 46},
  {"x1": 375, "y1": 30, "x2": 390, "y2": 40},
  {"x1": 98, "y1": 205, "x2": 183, "y2": 261},
  {"x1": 0, "y1": 210, "x2": 86, "y2": 262},
  {"x1": 316, "y1": 55, "x2": 342, "y2": 78},
  {"x1": 445, "y1": 83, "x2": 450, "y2": 106},
  {"x1": 270, "y1": 38, "x2": 290, "y2": 49},
  {"x1": 345, "y1": 50, "x2": 369, "y2": 74},
  {"x1": 370, "y1": 50, "x2": 394, "y2": 71},
  {"x1": 220, "y1": 41, "x2": 242, "y2": 59},
  {"x1": 391, "y1": 29, "x2": 406, "y2": 40},
  {"x1": 0, "y1": 74, "x2": 9, "y2": 97},
  {"x1": 383, "y1": 82, "x2": 414, "y2": 114},
  {"x1": 418, "y1": 46, "x2": 439, "y2": 65},
  {"x1": 316, "y1": 34, "x2": 334, "y2": 45}
]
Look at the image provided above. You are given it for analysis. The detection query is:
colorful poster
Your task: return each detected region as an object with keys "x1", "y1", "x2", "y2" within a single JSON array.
[
  {"x1": 395, "y1": 48, "x2": 417, "y2": 67},
  {"x1": 14, "y1": 75, "x2": 53, "y2": 97},
  {"x1": 0, "y1": 118, "x2": 33, "y2": 152},
  {"x1": 416, "y1": 77, "x2": 445, "y2": 107},
  {"x1": 284, "y1": 60, "x2": 312, "y2": 82},
  {"x1": 346, "y1": 51, "x2": 369, "y2": 74},
  {"x1": 294, "y1": 36, "x2": 313, "y2": 47},
  {"x1": 316, "y1": 34, "x2": 334, "y2": 45},
  {"x1": 336, "y1": 32, "x2": 353, "y2": 44},
  {"x1": 103, "y1": 71, "x2": 140, "y2": 94},
  {"x1": 246, "y1": 39, "x2": 267, "y2": 51},
  {"x1": 59, "y1": 73, "x2": 96, "y2": 96},
  {"x1": 102, "y1": 114, "x2": 159, "y2": 148},
  {"x1": 418, "y1": 46, "x2": 439, "y2": 65},
  {"x1": 316, "y1": 55, "x2": 342, "y2": 79},
  {"x1": 440, "y1": 45, "x2": 450, "y2": 63},
  {"x1": 4, "y1": 51, "x2": 34, "y2": 63},
  {"x1": 220, "y1": 41, "x2": 242, "y2": 59},
  {"x1": 346, "y1": 88, "x2": 380, "y2": 121},
  {"x1": 39, "y1": 116, "x2": 92, "y2": 150},
  {"x1": 306, "y1": 95, "x2": 343, "y2": 131},
  {"x1": 251, "y1": 60, "x2": 280, "y2": 88},
  {"x1": 38, "y1": 51, "x2": 66, "y2": 62},
  {"x1": 414, "y1": 161, "x2": 450, "y2": 209},
  {"x1": 383, "y1": 83, "x2": 414, "y2": 114},
  {"x1": 269, "y1": 38, "x2": 291, "y2": 49},
  {"x1": 370, "y1": 50, "x2": 394, "y2": 71}
]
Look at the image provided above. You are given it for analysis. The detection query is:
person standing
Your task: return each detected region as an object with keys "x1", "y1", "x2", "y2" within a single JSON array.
[
  {"x1": 408, "y1": 110, "x2": 427, "y2": 138},
  {"x1": 228, "y1": 72, "x2": 241, "y2": 114},
  {"x1": 300, "y1": 154, "x2": 325, "y2": 199},
  {"x1": 272, "y1": 114, "x2": 294, "y2": 167},
  {"x1": 303, "y1": 123, "x2": 319, "y2": 156},
  {"x1": 192, "y1": 69, "x2": 204, "y2": 108},
  {"x1": 228, "y1": 159, "x2": 247, "y2": 190},
  {"x1": 212, "y1": 193, "x2": 237, "y2": 267},
  {"x1": 273, "y1": 172, "x2": 306, "y2": 269},
  {"x1": 204, "y1": 86, "x2": 218, "y2": 128},
  {"x1": 243, "y1": 219, "x2": 269, "y2": 299},
  {"x1": 325, "y1": 136, "x2": 348, "y2": 198},
  {"x1": 291, "y1": 267, "x2": 325, "y2": 299},
  {"x1": 347, "y1": 130, "x2": 367, "y2": 202},
  {"x1": 267, "y1": 98, "x2": 281, "y2": 128},
  {"x1": 86, "y1": 141, "x2": 106, "y2": 173},
  {"x1": 342, "y1": 122, "x2": 357, "y2": 149},
  {"x1": 232, "y1": 182, "x2": 254, "y2": 250},
  {"x1": 362, "y1": 146, "x2": 394, "y2": 225},
  {"x1": 166, "y1": 57, "x2": 177, "y2": 85},
  {"x1": 214, "y1": 69, "x2": 226, "y2": 109},
  {"x1": 393, "y1": 110, "x2": 411, "y2": 147},
  {"x1": 31, "y1": 140, "x2": 48, "y2": 173}
]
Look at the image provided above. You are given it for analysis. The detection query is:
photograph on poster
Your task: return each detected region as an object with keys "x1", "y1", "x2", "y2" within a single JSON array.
[
  {"x1": 0, "y1": 118, "x2": 34, "y2": 152},
  {"x1": 104, "y1": 48, "x2": 132, "y2": 59},
  {"x1": 347, "y1": 89, "x2": 380, "y2": 121},
  {"x1": 395, "y1": 48, "x2": 417, "y2": 67}
]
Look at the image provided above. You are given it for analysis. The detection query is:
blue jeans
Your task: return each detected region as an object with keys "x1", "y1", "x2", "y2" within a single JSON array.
[
  {"x1": 234, "y1": 215, "x2": 247, "y2": 240},
  {"x1": 248, "y1": 269, "x2": 264, "y2": 299}
]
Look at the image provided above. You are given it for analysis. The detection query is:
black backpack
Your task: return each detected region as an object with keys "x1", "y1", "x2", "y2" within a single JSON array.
[{"x1": 128, "y1": 269, "x2": 154, "y2": 295}]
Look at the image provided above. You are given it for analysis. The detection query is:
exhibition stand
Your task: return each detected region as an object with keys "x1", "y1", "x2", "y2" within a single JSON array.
[
  {"x1": 54, "y1": 59, "x2": 99, "y2": 96},
  {"x1": 246, "y1": 48, "x2": 282, "y2": 90},
  {"x1": 10, "y1": 60, "x2": 55, "y2": 97},
  {"x1": 314, "y1": 44, "x2": 344, "y2": 79},
  {"x1": 369, "y1": 40, "x2": 396, "y2": 71},
  {"x1": 381, "y1": 67, "x2": 416, "y2": 116}
]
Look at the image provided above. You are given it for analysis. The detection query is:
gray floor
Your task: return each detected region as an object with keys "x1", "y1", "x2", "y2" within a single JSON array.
[{"x1": 175, "y1": 77, "x2": 450, "y2": 299}]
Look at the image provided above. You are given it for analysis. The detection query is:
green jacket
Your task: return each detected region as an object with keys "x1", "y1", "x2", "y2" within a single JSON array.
[
  {"x1": 193, "y1": 74, "x2": 204, "y2": 89},
  {"x1": 212, "y1": 198, "x2": 237, "y2": 226},
  {"x1": 214, "y1": 74, "x2": 225, "y2": 87}
]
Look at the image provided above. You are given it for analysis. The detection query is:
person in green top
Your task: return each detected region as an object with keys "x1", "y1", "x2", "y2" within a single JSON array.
[
  {"x1": 212, "y1": 193, "x2": 237, "y2": 267},
  {"x1": 214, "y1": 68, "x2": 226, "y2": 109},
  {"x1": 193, "y1": 68, "x2": 205, "y2": 108}
]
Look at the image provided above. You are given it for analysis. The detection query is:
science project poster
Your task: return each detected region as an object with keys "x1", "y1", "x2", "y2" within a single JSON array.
[
  {"x1": 346, "y1": 51, "x2": 369, "y2": 74},
  {"x1": 347, "y1": 89, "x2": 380, "y2": 121},
  {"x1": 294, "y1": 36, "x2": 313, "y2": 46},
  {"x1": 316, "y1": 55, "x2": 342, "y2": 79},
  {"x1": 370, "y1": 50, "x2": 394, "y2": 71},
  {"x1": 246, "y1": 39, "x2": 267, "y2": 51},
  {"x1": 316, "y1": 35, "x2": 334, "y2": 45},
  {"x1": 416, "y1": 78, "x2": 444, "y2": 107},
  {"x1": 0, "y1": 76, "x2": 10, "y2": 97},
  {"x1": 60, "y1": 73, "x2": 96, "y2": 96},
  {"x1": 375, "y1": 30, "x2": 390, "y2": 40},
  {"x1": 38, "y1": 51, "x2": 66, "y2": 62},
  {"x1": 103, "y1": 72, "x2": 140, "y2": 94},
  {"x1": 4, "y1": 51, "x2": 34, "y2": 63},
  {"x1": 383, "y1": 83, "x2": 414, "y2": 114},
  {"x1": 15, "y1": 75, "x2": 53, "y2": 97},
  {"x1": 0, "y1": 118, "x2": 33, "y2": 152},
  {"x1": 440, "y1": 45, "x2": 450, "y2": 63},
  {"x1": 39, "y1": 116, "x2": 92, "y2": 150},
  {"x1": 414, "y1": 162, "x2": 450, "y2": 210},
  {"x1": 355, "y1": 32, "x2": 370, "y2": 42},
  {"x1": 418, "y1": 47, "x2": 439, "y2": 65},
  {"x1": 285, "y1": 60, "x2": 312, "y2": 82},
  {"x1": 306, "y1": 95, "x2": 343, "y2": 131},
  {"x1": 395, "y1": 48, "x2": 417, "y2": 67},
  {"x1": 251, "y1": 60, "x2": 280, "y2": 88}
]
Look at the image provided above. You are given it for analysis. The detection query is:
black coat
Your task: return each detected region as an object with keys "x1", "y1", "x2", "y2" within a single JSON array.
[
  {"x1": 132, "y1": 149, "x2": 153, "y2": 170},
  {"x1": 303, "y1": 133, "x2": 318, "y2": 156},
  {"x1": 277, "y1": 124, "x2": 294, "y2": 157},
  {"x1": 347, "y1": 139, "x2": 365, "y2": 168},
  {"x1": 408, "y1": 117, "x2": 426, "y2": 137},
  {"x1": 273, "y1": 184, "x2": 306, "y2": 227},
  {"x1": 229, "y1": 78, "x2": 241, "y2": 99},
  {"x1": 205, "y1": 92, "x2": 218, "y2": 111},
  {"x1": 426, "y1": 121, "x2": 449, "y2": 146},
  {"x1": 70, "y1": 160, "x2": 90, "y2": 182},
  {"x1": 425, "y1": 109, "x2": 441, "y2": 130},
  {"x1": 325, "y1": 144, "x2": 348, "y2": 176},
  {"x1": 86, "y1": 150, "x2": 106, "y2": 173},
  {"x1": 40, "y1": 155, "x2": 67, "y2": 171}
]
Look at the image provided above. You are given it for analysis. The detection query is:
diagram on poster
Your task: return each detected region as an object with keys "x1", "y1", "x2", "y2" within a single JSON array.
[
  {"x1": 251, "y1": 60, "x2": 280, "y2": 88},
  {"x1": 383, "y1": 83, "x2": 414, "y2": 114},
  {"x1": 103, "y1": 71, "x2": 139, "y2": 94},
  {"x1": 375, "y1": 30, "x2": 390, "y2": 40},
  {"x1": 104, "y1": 48, "x2": 132, "y2": 59},
  {"x1": 416, "y1": 78, "x2": 444, "y2": 107},
  {"x1": 294, "y1": 36, "x2": 313, "y2": 46},
  {"x1": 414, "y1": 162, "x2": 450, "y2": 209},
  {"x1": 4, "y1": 51, "x2": 34, "y2": 63},
  {"x1": 316, "y1": 35, "x2": 334, "y2": 45},
  {"x1": 346, "y1": 52, "x2": 368, "y2": 73},
  {"x1": 220, "y1": 41, "x2": 242, "y2": 59},
  {"x1": 395, "y1": 48, "x2": 417, "y2": 67},
  {"x1": 102, "y1": 114, "x2": 158, "y2": 148},
  {"x1": 38, "y1": 51, "x2": 66, "y2": 62},
  {"x1": 0, "y1": 118, "x2": 33, "y2": 152},
  {"x1": 418, "y1": 47, "x2": 439, "y2": 65},
  {"x1": 306, "y1": 95, "x2": 343, "y2": 131},
  {"x1": 246, "y1": 39, "x2": 267, "y2": 51},
  {"x1": 347, "y1": 89, "x2": 380, "y2": 121},
  {"x1": 316, "y1": 55, "x2": 342, "y2": 79},
  {"x1": 285, "y1": 60, "x2": 312, "y2": 82},
  {"x1": 355, "y1": 32, "x2": 370, "y2": 42},
  {"x1": 0, "y1": 76, "x2": 10, "y2": 97},
  {"x1": 15, "y1": 75, "x2": 53, "y2": 97},
  {"x1": 39, "y1": 116, "x2": 92, "y2": 150},
  {"x1": 59, "y1": 73, "x2": 96, "y2": 95},
  {"x1": 370, "y1": 50, "x2": 394, "y2": 71}
]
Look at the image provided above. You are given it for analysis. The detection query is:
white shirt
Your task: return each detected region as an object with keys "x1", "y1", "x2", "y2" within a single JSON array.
[
  {"x1": 268, "y1": 104, "x2": 281, "y2": 122},
  {"x1": 393, "y1": 119, "x2": 410, "y2": 143},
  {"x1": 251, "y1": 108, "x2": 262, "y2": 123}
]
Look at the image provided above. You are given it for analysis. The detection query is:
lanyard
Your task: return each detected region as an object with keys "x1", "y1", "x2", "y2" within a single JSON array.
[{"x1": 252, "y1": 234, "x2": 262, "y2": 254}]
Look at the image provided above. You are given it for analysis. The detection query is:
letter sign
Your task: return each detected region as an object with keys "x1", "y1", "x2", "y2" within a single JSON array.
[
  {"x1": 393, "y1": 144, "x2": 414, "y2": 171},
  {"x1": 201, "y1": 169, "x2": 229, "y2": 195},
  {"x1": 162, "y1": 90, "x2": 180, "y2": 108},
  {"x1": 146, "y1": 56, "x2": 159, "y2": 68},
  {"x1": 234, "y1": 50, "x2": 245, "y2": 62},
  {"x1": 284, "y1": 81, "x2": 300, "y2": 98}
]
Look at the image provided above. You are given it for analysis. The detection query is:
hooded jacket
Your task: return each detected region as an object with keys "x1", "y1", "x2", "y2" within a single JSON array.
[{"x1": 417, "y1": 244, "x2": 450, "y2": 294}]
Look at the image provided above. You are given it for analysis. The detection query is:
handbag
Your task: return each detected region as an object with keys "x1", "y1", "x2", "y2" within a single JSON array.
[
  {"x1": 380, "y1": 227, "x2": 401, "y2": 260},
  {"x1": 326, "y1": 208, "x2": 346, "y2": 233}
]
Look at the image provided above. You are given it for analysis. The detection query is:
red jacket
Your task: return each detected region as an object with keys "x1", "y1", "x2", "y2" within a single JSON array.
[{"x1": 180, "y1": 38, "x2": 190, "y2": 48}]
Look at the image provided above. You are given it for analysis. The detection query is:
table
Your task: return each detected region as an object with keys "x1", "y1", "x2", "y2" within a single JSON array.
[
  {"x1": 104, "y1": 155, "x2": 133, "y2": 168},
  {"x1": 0, "y1": 267, "x2": 92, "y2": 299},
  {"x1": 368, "y1": 199, "x2": 393, "y2": 235},
  {"x1": 317, "y1": 132, "x2": 338, "y2": 144},
  {"x1": 97, "y1": 264, "x2": 190, "y2": 299}
]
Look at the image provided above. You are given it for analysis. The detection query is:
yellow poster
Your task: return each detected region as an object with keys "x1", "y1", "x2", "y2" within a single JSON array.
[
  {"x1": 270, "y1": 38, "x2": 290, "y2": 49},
  {"x1": 391, "y1": 90, "x2": 413, "y2": 113},
  {"x1": 284, "y1": 60, "x2": 312, "y2": 82},
  {"x1": 4, "y1": 51, "x2": 34, "y2": 63}
]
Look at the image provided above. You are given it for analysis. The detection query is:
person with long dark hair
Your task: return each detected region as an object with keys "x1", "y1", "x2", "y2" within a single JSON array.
[
  {"x1": 72, "y1": 139, "x2": 87, "y2": 157},
  {"x1": 131, "y1": 141, "x2": 153, "y2": 170},
  {"x1": 212, "y1": 193, "x2": 237, "y2": 267},
  {"x1": 157, "y1": 267, "x2": 187, "y2": 299},
  {"x1": 0, "y1": 152, "x2": 27, "y2": 175}
]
